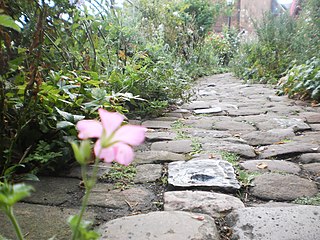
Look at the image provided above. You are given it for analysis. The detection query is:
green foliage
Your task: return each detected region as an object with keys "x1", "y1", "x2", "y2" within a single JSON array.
[
  {"x1": 206, "y1": 28, "x2": 240, "y2": 66},
  {"x1": 278, "y1": 58, "x2": 320, "y2": 101},
  {"x1": 0, "y1": 14, "x2": 21, "y2": 32},
  {"x1": 0, "y1": 182, "x2": 34, "y2": 208},
  {"x1": 23, "y1": 141, "x2": 63, "y2": 165},
  {"x1": 102, "y1": 163, "x2": 137, "y2": 189},
  {"x1": 0, "y1": 182, "x2": 34, "y2": 240},
  {"x1": 232, "y1": 12, "x2": 297, "y2": 83},
  {"x1": 232, "y1": 0, "x2": 320, "y2": 90},
  {"x1": 220, "y1": 151, "x2": 259, "y2": 187},
  {"x1": 68, "y1": 215, "x2": 100, "y2": 240},
  {"x1": 191, "y1": 139, "x2": 202, "y2": 155},
  {"x1": 293, "y1": 193, "x2": 320, "y2": 206},
  {"x1": 0, "y1": 0, "x2": 227, "y2": 178}
]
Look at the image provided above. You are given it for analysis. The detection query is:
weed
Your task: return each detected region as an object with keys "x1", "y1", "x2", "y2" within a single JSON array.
[
  {"x1": 191, "y1": 139, "x2": 202, "y2": 155},
  {"x1": 102, "y1": 163, "x2": 137, "y2": 189},
  {"x1": 237, "y1": 170, "x2": 260, "y2": 187},
  {"x1": 220, "y1": 151, "x2": 260, "y2": 187},
  {"x1": 293, "y1": 193, "x2": 320, "y2": 206},
  {"x1": 220, "y1": 151, "x2": 239, "y2": 165},
  {"x1": 171, "y1": 120, "x2": 187, "y2": 130}
]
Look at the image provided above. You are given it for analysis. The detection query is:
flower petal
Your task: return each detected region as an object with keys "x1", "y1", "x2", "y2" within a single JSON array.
[
  {"x1": 94, "y1": 140, "x2": 115, "y2": 163},
  {"x1": 76, "y1": 120, "x2": 102, "y2": 139},
  {"x1": 113, "y1": 143, "x2": 134, "y2": 166},
  {"x1": 113, "y1": 125, "x2": 147, "y2": 146},
  {"x1": 98, "y1": 108, "x2": 124, "y2": 137}
]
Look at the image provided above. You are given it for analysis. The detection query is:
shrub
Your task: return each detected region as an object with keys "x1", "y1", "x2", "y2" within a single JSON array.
[
  {"x1": 277, "y1": 58, "x2": 320, "y2": 101},
  {"x1": 232, "y1": 12, "x2": 297, "y2": 83}
]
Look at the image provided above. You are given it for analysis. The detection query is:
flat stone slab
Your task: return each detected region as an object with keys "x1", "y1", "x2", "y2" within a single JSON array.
[
  {"x1": 164, "y1": 191, "x2": 244, "y2": 218},
  {"x1": 182, "y1": 101, "x2": 211, "y2": 110},
  {"x1": 66, "y1": 162, "x2": 111, "y2": 179},
  {"x1": 183, "y1": 118, "x2": 214, "y2": 129},
  {"x1": 297, "y1": 153, "x2": 320, "y2": 163},
  {"x1": 239, "y1": 160, "x2": 301, "y2": 174},
  {"x1": 299, "y1": 112, "x2": 320, "y2": 123},
  {"x1": 212, "y1": 120, "x2": 256, "y2": 132},
  {"x1": 142, "y1": 120, "x2": 173, "y2": 129},
  {"x1": 226, "y1": 206, "x2": 320, "y2": 240},
  {"x1": 203, "y1": 141, "x2": 256, "y2": 158},
  {"x1": 134, "y1": 151, "x2": 187, "y2": 164},
  {"x1": 164, "y1": 112, "x2": 184, "y2": 118},
  {"x1": 193, "y1": 107, "x2": 222, "y2": 114},
  {"x1": 88, "y1": 184, "x2": 155, "y2": 210},
  {"x1": 266, "y1": 105, "x2": 303, "y2": 115},
  {"x1": 259, "y1": 142, "x2": 319, "y2": 158},
  {"x1": 153, "y1": 116, "x2": 181, "y2": 121},
  {"x1": 303, "y1": 163, "x2": 320, "y2": 175},
  {"x1": 256, "y1": 118, "x2": 311, "y2": 131},
  {"x1": 145, "y1": 131, "x2": 177, "y2": 141},
  {"x1": 251, "y1": 173, "x2": 318, "y2": 201},
  {"x1": 134, "y1": 164, "x2": 163, "y2": 183},
  {"x1": 241, "y1": 128, "x2": 295, "y2": 146},
  {"x1": 182, "y1": 128, "x2": 232, "y2": 138},
  {"x1": 0, "y1": 202, "x2": 95, "y2": 240},
  {"x1": 168, "y1": 159, "x2": 240, "y2": 191},
  {"x1": 310, "y1": 124, "x2": 320, "y2": 131},
  {"x1": 227, "y1": 108, "x2": 266, "y2": 116},
  {"x1": 98, "y1": 211, "x2": 220, "y2": 240},
  {"x1": 24, "y1": 177, "x2": 80, "y2": 205},
  {"x1": 151, "y1": 140, "x2": 193, "y2": 153}
]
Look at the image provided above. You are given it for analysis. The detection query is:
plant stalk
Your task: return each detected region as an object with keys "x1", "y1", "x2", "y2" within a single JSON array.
[
  {"x1": 6, "y1": 207, "x2": 25, "y2": 240},
  {"x1": 71, "y1": 157, "x2": 100, "y2": 240}
]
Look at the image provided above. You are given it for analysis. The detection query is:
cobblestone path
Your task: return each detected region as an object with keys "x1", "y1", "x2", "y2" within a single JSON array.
[{"x1": 1, "y1": 73, "x2": 320, "y2": 239}]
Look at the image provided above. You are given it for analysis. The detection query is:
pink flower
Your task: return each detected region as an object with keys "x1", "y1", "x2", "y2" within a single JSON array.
[{"x1": 76, "y1": 109, "x2": 146, "y2": 165}]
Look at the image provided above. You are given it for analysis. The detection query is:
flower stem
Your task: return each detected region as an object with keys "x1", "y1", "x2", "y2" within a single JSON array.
[
  {"x1": 71, "y1": 158, "x2": 100, "y2": 240},
  {"x1": 6, "y1": 207, "x2": 25, "y2": 240}
]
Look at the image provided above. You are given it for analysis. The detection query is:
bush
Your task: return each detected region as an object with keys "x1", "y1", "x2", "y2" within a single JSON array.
[
  {"x1": 0, "y1": 0, "x2": 226, "y2": 179},
  {"x1": 232, "y1": 12, "x2": 297, "y2": 83},
  {"x1": 232, "y1": 0, "x2": 320, "y2": 87},
  {"x1": 278, "y1": 58, "x2": 320, "y2": 101}
]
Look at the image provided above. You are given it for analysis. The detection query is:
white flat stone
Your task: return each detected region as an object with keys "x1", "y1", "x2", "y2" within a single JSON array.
[{"x1": 168, "y1": 159, "x2": 240, "y2": 191}]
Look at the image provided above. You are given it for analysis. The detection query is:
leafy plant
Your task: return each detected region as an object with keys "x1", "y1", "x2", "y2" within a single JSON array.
[
  {"x1": 293, "y1": 193, "x2": 320, "y2": 206},
  {"x1": 232, "y1": 0, "x2": 320, "y2": 89},
  {"x1": 277, "y1": 58, "x2": 320, "y2": 101},
  {"x1": 220, "y1": 151, "x2": 259, "y2": 187},
  {"x1": 102, "y1": 163, "x2": 137, "y2": 189}
]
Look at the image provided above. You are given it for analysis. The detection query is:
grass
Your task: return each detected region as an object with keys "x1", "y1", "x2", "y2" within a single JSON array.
[
  {"x1": 102, "y1": 163, "x2": 137, "y2": 189},
  {"x1": 191, "y1": 138, "x2": 202, "y2": 155},
  {"x1": 171, "y1": 119, "x2": 202, "y2": 155},
  {"x1": 220, "y1": 151, "x2": 260, "y2": 187},
  {"x1": 171, "y1": 119, "x2": 188, "y2": 130}
]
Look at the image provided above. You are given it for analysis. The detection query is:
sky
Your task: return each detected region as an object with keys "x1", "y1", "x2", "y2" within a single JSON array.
[{"x1": 276, "y1": 0, "x2": 293, "y2": 4}]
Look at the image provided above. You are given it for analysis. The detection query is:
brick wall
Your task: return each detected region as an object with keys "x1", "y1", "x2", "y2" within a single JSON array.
[
  {"x1": 240, "y1": 0, "x2": 272, "y2": 33},
  {"x1": 212, "y1": 0, "x2": 273, "y2": 34}
]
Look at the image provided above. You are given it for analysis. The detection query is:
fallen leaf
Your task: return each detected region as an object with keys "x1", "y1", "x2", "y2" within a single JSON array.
[
  {"x1": 257, "y1": 162, "x2": 268, "y2": 169},
  {"x1": 311, "y1": 101, "x2": 319, "y2": 107},
  {"x1": 275, "y1": 141, "x2": 285, "y2": 145}
]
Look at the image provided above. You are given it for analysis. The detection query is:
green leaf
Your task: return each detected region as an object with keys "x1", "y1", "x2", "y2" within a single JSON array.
[
  {"x1": 55, "y1": 107, "x2": 85, "y2": 122},
  {"x1": 0, "y1": 183, "x2": 34, "y2": 206},
  {"x1": 0, "y1": 14, "x2": 21, "y2": 32},
  {"x1": 57, "y1": 121, "x2": 74, "y2": 129},
  {"x1": 19, "y1": 174, "x2": 40, "y2": 181}
]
